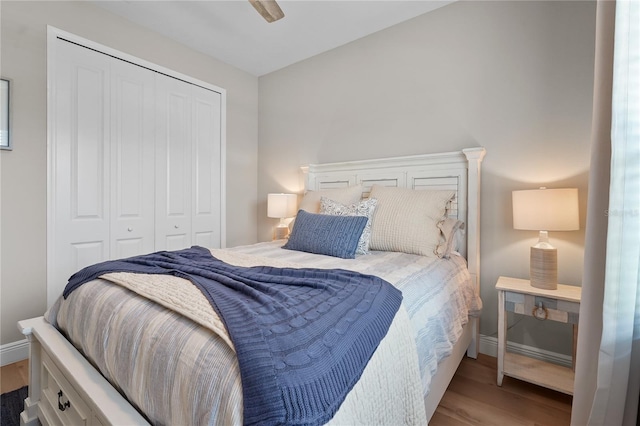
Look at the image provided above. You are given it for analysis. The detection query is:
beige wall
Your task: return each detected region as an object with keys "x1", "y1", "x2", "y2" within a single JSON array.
[
  {"x1": 257, "y1": 1, "x2": 596, "y2": 355},
  {"x1": 1, "y1": 0, "x2": 596, "y2": 356},
  {"x1": 0, "y1": 1, "x2": 259, "y2": 345}
]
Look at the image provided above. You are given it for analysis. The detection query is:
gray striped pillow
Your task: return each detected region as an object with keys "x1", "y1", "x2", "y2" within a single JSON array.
[{"x1": 368, "y1": 185, "x2": 455, "y2": 257}]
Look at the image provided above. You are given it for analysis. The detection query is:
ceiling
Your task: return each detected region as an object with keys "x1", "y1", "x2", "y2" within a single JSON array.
[{"x1": 92, "y1": 0, "x2": 454, "y2": 76}]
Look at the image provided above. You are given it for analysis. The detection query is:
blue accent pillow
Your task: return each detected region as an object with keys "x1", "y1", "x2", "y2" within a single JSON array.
[{"x1": 283, "y1": 210, "x2": 368, "y2": 259}]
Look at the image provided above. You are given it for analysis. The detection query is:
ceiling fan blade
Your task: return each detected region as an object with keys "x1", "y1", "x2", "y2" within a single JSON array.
[{"x1": 249, "y1": 0, "x2": 285, "y2": 23}]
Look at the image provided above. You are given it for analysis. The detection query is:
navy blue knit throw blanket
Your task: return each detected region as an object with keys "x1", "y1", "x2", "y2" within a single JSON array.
[{"x1": 63, "y1": 246, "x2": 402, "y2": 426}]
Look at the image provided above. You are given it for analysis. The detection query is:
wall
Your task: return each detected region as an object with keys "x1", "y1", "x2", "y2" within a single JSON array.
[
  {"x1": 258, "y1": 1, "x2": 596, "y2": 356},
  {"x1": 0, "y1": 1, "x2": 259, "y2": 346}
]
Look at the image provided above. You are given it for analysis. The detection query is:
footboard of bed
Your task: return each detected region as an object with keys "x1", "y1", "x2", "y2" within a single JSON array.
[
  {"x1": 19, "y1": 315, "x2": 477, "y2": 425},
  {"x1": 18, "y1": 317, "x2": 148, "y2": 426}
]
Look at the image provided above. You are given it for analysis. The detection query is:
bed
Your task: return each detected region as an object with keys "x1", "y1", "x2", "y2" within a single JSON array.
[{"x1": 19, "y1": 147, "x2": 486, "y2": 426}]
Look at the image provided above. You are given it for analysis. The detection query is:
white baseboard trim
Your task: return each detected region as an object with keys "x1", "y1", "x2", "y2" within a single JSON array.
[
  {"x1": 1, "y1": 339, "x2": 29, "y2": 367},
  {"x1": 479, "y1": 334, "x2": 572, "y2": 368}
]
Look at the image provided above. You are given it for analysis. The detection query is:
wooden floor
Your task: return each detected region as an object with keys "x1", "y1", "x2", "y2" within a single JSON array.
[
  {"x1": 431, "y1": 354, "x2": 572, "y2": 425},
  {"x1": 1, "y1": 354, "x2": 571, "y2": 425},
  {"x1": 0, "y1": 359, "x2": 29, "y2": 394}
]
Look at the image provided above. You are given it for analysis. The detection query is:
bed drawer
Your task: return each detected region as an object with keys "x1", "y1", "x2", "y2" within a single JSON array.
[{"x1": 38, "y1": 350, "x2": 91, "y2": 426}]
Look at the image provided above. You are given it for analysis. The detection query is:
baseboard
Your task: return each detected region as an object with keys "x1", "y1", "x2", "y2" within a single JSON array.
[
  {"x1": 479, "y1": 334, "x2": 572, "y2": 368},
  {"x1": 0, "y1": 339, "x2": 29, "y2": 366}
]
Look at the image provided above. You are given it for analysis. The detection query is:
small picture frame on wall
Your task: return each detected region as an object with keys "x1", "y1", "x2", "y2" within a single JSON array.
[{"x1": 1, "y1": 78, "x2": 11, "y2": 150}]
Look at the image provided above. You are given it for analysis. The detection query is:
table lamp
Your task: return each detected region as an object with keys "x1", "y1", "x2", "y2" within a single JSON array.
[
  {"x1": 512, "y1": 187, "x2": 579, "y2": 290},
  {"x1": 267, "y1": 193, "x2": 297, "y2": 240}
]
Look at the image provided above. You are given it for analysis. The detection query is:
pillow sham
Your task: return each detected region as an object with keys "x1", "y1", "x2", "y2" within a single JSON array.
[
  {"x1": 282, "y1": 210, "x2": 368, "y2": 259},
  {"x1": 436, "y1": 218, "x2": 465, "y2": 259},
  {"x1": 298, "y1": 184, "x2": 363, "y2": 213},
  {"x1": 320, "y1": 197, "x2": 378, "y2": 255},
  {"x1": 368, "y1": 185, "x2": 456, "y2": 257}
]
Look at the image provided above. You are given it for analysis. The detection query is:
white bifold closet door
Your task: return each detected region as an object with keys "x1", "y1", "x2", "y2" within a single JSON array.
[
  {"x1": 111, "y1": 56, "x2": 156, "y2": 259},
  {"x1": 49, "y1": 36, "x2": 223, "y2": 306},
  {"x1": 155, "y1": 74, "x2": 222, "y2": 251}
]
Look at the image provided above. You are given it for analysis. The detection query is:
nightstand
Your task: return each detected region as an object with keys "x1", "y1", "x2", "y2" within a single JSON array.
[{"x1": 496, "y1": 276, "x2": 581, "y2": 395}]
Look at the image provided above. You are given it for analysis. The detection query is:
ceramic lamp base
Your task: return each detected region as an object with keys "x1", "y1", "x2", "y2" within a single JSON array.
[
  {"x1": 530, "y1": 246, "x2": 558, "y2": 290},
  {"x1": 273, "y1": 224, "x2": 290, "y2": 240}
]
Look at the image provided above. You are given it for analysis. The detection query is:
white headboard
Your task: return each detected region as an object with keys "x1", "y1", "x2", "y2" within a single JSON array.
[{"x1": 301, "y1": 147, "x2": 486, "y2": 290}]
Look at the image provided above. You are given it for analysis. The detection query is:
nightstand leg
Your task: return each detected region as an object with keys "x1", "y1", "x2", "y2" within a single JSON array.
[{"x1": 497, "y1": 290, "x2": 506, "y2": 386}]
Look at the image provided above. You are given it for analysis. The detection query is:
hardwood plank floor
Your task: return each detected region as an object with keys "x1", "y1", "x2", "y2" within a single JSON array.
[
  {"x1": 431, "y1": 354, "x2": 572, "y2": 426},
  {"x1": 1, "y1": 354, "x2": 571, "y2": 425},
  {"x1": 0, "y1": 359, "x2": 29, "y2": 394}
]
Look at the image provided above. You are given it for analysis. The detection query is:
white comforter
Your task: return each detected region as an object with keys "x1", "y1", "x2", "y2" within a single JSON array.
[
  {"x1": 48, "y1": 242, "x2": 481, "y2": 425},
  {"x1": 225, "y1": 242, "x2": 482, "y2": 394}
]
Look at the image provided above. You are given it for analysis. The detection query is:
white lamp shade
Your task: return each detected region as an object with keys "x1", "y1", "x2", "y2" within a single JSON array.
[
  {"x1": 513, "y1": 188, "x2": 579, "y2": 231},
  {"x1": 267, "y1": 193, "x2": 297, "y2": 219}
]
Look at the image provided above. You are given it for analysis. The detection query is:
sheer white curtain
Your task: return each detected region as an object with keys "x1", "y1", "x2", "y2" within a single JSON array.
[{"x1": 572, "y1": 1, "x2": 640, "y2": 425}]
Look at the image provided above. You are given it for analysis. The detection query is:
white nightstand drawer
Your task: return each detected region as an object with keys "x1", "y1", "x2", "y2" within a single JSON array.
[{"x1": 504, "y1": 291, "x2": 580, "y2": 324}]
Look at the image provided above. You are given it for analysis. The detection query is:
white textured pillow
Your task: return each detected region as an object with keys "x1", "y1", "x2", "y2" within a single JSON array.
[
  {"x1": 299, "y1": 185, "x2": 363, "y2": 213},
  {"x1": 320, "y1": 196, "x2": 378, "y2": 255},
  {"x1": 368, "y1": 185, "x2": 456, "y2": 257},
  {"x1": 436, "y1": 218, "x2": 465, "y2": 258}
]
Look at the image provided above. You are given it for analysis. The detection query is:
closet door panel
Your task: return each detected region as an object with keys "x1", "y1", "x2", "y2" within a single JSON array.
[
  {"x1": 50, "y1": 40, "x2": 110, "y2": 304},
  {"x1": 110, "y1": 60, "x2": 156, "y2": 259},
  {"x1": 192, "y1": 89, "x2": 223, "y2": 248},
  {"x1": 156, "y1": 74, "x2": 192, "y2": 250},
  {"x1": 75, "y1": 67, "x2": 107, "y2": 219}
]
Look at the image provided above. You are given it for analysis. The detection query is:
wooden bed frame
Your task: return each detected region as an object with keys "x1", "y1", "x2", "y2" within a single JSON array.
[{"x1": 19, "y1": 147, "x2": 485, "y2": 425}]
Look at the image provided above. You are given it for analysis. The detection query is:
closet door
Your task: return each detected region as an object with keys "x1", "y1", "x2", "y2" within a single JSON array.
[
  {"x1": 49, "y1": 30, "x2": 226, "y2": 306},
  {"x1": 155, "y1": 76, "x2": 223, "y2": 251},
  {"x1": 155, "y1": 74, "x2": 193, "y2": 251},
  {"x1": 192, "y1": 85, "x2": 223, "y2": 248},
  {"x1": 50, "y1": 40, "x2": 156, "y2": 304},
  {"x1": 50, "y1": 40, "x2": 111, "y2": 304},
  {"x1": 110, "y1": 60, "x2": 155, "y2": 259}
]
